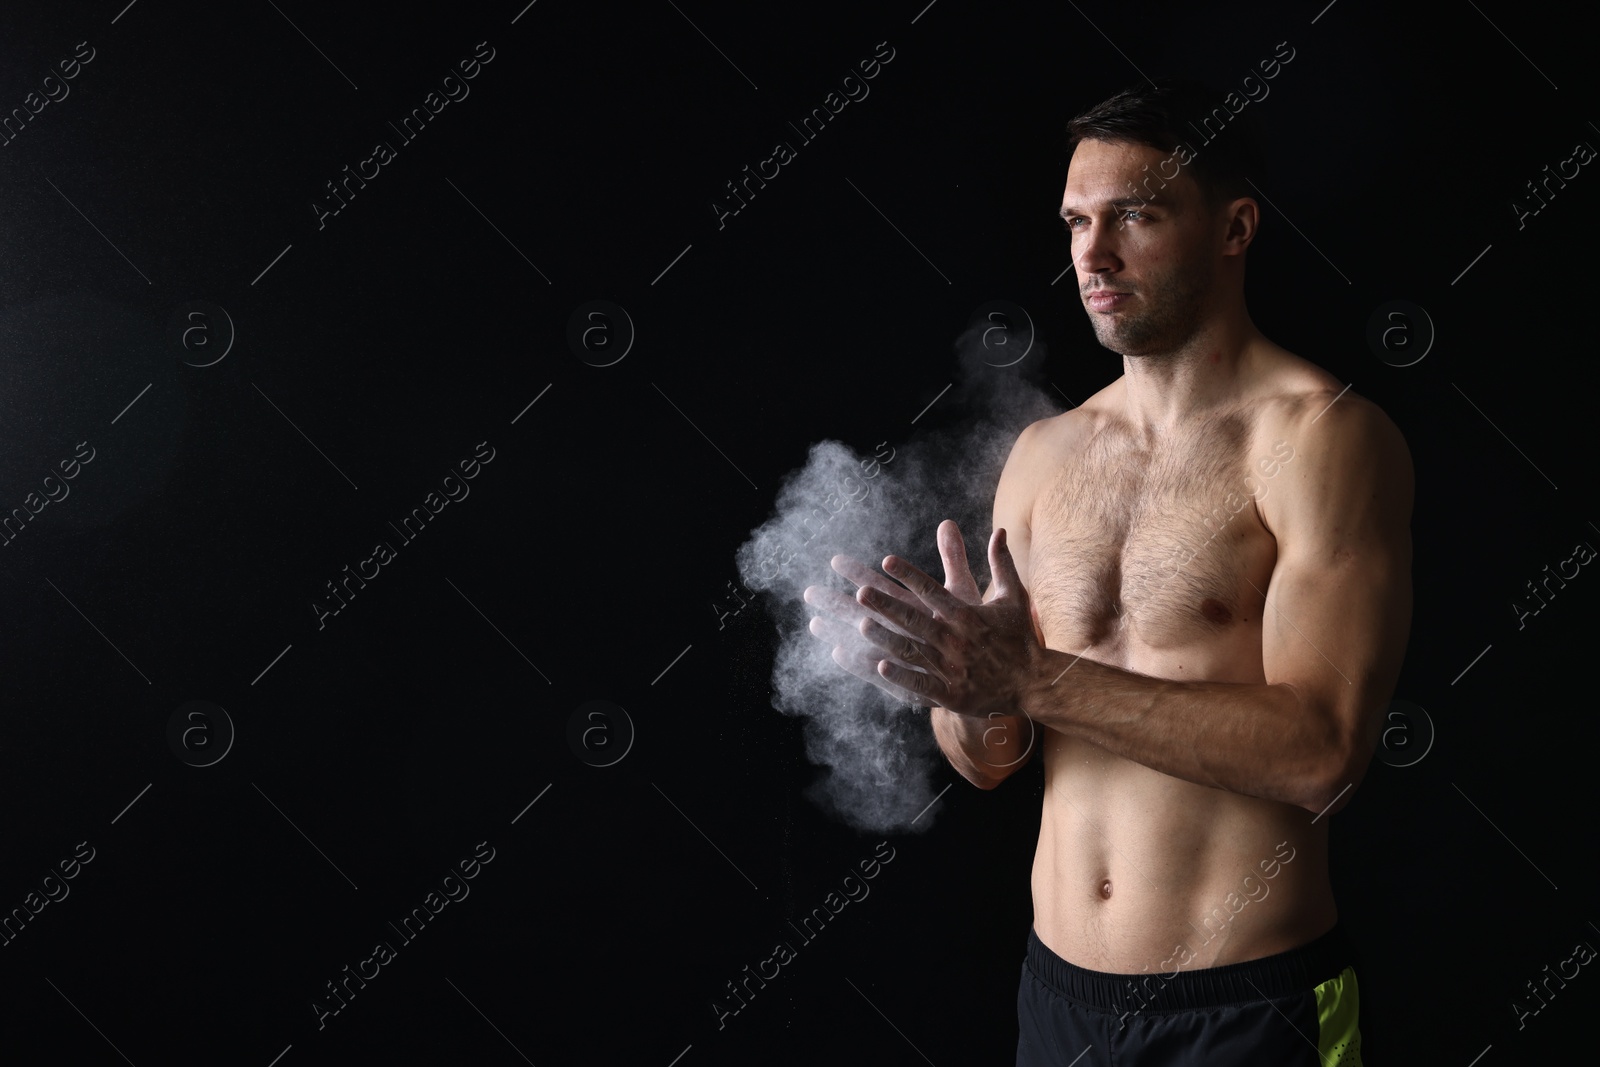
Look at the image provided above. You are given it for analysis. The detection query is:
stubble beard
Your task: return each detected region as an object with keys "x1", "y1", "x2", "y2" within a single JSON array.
[{"x1": 1089, "y1": 254, "x2": 1216, "y2": 358}]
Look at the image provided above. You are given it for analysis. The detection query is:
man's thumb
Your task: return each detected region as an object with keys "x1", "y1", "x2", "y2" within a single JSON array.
[
  {"x1": 937, "y1": 519, "x2": 981, "y2": 603},
  {"x1": 990, "y1": 527, "x2": 1024, "y2": 597}
]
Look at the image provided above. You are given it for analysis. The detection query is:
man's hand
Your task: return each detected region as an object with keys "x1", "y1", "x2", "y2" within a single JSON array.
[
  {"x1": 809, "y1": 520, "x2": 1042, "y2": 718},
  {"x1": 804, "y1": 548, "x2": 938, "y2": 706}
]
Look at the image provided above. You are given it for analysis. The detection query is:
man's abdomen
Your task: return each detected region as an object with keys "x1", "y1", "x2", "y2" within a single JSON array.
[{"x1": 1031, "y1": 734, "x2": 1338, "y2": 974}]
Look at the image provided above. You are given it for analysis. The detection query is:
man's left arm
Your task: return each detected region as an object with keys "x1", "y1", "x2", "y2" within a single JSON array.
[{"x1": 1013, "y1": 396, "x2": 1414, "y2": 814}]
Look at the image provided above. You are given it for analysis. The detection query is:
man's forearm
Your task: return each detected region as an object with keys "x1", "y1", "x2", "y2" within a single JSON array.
[
  {"x1": 1018, "y1": 649, "x2": 1356, "y2": 813},
  {"x1": 931, "y1": 707, "x2": 1033, "y2": 789}
]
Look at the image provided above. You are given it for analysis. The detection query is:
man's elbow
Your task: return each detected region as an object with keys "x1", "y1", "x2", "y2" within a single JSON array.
[
  {"x1": 939, "y1": 746, "x2": 1005, "y2": 790},
  {"x1": 934, "y1": 709, "x2": 1034, "y2": 790},
  {"x1": 959, "y1": 764, "x2": 1007, "y2": 790},
  {"x1": 1300, "y1": 737, "x2": 1373, "y2": 817},
  {"x1": 959, "y1": 741, "x2": 1036, "y2": 790}
]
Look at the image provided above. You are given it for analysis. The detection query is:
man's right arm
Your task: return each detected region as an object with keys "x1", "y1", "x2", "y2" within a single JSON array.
[{"x1": 931, "y1": 420, "x2": 1044, "y2": 789}]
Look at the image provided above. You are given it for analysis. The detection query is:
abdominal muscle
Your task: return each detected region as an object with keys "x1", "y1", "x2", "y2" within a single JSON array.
[{"x1": 1031, "y1": 729, "x2": 1338, "y2": 974}]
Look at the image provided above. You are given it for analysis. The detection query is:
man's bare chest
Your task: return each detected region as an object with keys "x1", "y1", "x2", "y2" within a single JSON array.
[{"x1": 1026, "y1": 414, "x2": 1294, "y2": 654}]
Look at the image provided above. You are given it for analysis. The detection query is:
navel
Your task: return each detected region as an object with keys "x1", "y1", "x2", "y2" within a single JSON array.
[{"x1": 1099, "y1": 879, "x2": 1113, "y2": 900}]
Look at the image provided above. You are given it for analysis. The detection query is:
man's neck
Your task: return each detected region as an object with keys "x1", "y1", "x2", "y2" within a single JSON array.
[{"x1": 1118, "y1": 316, "x2": 1263, "y2": 438}]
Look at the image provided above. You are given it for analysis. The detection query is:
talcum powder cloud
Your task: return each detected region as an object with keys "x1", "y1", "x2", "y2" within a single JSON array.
[{"x1": 736, "y1": 315, "x2": 1063, "y2": 832}]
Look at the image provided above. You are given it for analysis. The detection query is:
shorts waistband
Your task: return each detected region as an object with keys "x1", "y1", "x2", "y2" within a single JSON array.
[{"x1": 1025, "y1": 924, "x2": 1353, "y2": 1013}]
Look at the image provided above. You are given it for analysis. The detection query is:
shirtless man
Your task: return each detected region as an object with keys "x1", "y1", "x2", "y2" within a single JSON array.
[{"x1": 805, "y1": 81, "x2": 1411, "y2": 1065}]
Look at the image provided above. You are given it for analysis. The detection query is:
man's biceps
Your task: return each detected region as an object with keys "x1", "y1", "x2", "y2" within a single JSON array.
[
  {"x1": 1261, "y1": 593, "x2": 1401, "y2": 722},
  {"x1": 1265, "y1": 547, "x2": 1401, "y2": 620},
  {"x1": 1260, "y1": 600, "x2": 1370, "y2": 677}
]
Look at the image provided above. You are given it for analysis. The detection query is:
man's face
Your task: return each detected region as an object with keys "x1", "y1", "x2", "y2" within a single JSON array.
[{"x1": 1060, "y1": 139, "x2": 1221, "y2": 357}]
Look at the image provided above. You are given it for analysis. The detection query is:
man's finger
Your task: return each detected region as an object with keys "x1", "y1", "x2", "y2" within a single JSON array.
[
  {"x1": 829, "y1": 643, "x2": 929, "y2": 706},
  {"x1": 859, "y1": 616, "x2": 946, "y2": 683},
  {"x1": 881, "y1": 552, "x2": 970, "y2": 623},
  {"x1": 809, "y1": 598, "x2": 930, "y2": 683},
  {"x1": 808, "y1": 612, "x2": 859, "y2": 650},
  {"x1": 806, "y1": 583, "x2": 921, "y2": 641},
  {"x1": 937, "y1": 519, "x2": 982, "y2": 604},
  {"x1": 805, "y1": 583, "x2": 865, "y2": 621},
  {"x1": 831, "y1": 554, "x2": 925, "y2": 613},
  {"x1": 989, "y1": 527, "x2": 1026, "y2": 600},
  {"x1": 857, "y1": 583, "x2": 941, "y2": 643},
  {"x1": 877, "y1": 656, "x2": 948, "y2": 706}
]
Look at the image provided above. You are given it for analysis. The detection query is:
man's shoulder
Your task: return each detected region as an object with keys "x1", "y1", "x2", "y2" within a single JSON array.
[
  {"x1": 1015, "y1": 383, "x2": 1118, "y2": 454},
  {"x1": 1248, "y1": 356, "x2": 1414, "y2": 537},
  {"x1": 1248, "y1": 350, "x2": 1405, "y2": 455},
  {"x1": 995, "y1": 400, "x2": 1103, "y2": 523}
]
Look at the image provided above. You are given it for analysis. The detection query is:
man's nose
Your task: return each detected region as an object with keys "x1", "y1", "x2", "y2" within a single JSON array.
[{"x1": 1075, "y1": 221, "x2": 1122, "y2": 276}]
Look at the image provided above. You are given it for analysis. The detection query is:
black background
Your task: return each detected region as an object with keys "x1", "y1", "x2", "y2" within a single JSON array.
[{"x1": 0, "y1": 1, "x2": 1594, "y2": 1064}]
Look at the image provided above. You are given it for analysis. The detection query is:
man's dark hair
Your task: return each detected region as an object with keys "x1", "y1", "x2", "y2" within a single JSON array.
[{"x1": 1066, "y1": 78, "x2": 1270, "y2": 213}]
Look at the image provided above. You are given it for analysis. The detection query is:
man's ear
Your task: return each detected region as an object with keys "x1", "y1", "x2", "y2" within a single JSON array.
[{"x1": 1221, "y1": 196, "x2": 1259, "y2": 255}]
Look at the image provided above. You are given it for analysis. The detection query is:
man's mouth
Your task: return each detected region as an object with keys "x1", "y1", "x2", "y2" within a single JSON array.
[{"x1": 1087, "y1": 291, "x2": 1131, "y2": 311}]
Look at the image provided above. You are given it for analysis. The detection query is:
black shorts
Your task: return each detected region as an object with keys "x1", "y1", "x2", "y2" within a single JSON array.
[{"x1": 1016, "y1": 925, "x2": 1363, "y2": 1066}]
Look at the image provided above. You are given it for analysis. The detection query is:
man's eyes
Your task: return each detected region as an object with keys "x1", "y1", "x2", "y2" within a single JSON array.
[{"x1": 1062, "y1": 210, "x2": 1146, "y2": 230}]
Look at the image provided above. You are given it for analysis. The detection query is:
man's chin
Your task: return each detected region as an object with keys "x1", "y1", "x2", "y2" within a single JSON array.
[
  {"x1": 1092, "y1": 326, "x2": 1144, "y2": 354},
  {"x1": 1104, "y1": 340, "x2": 1176, "y2": 359}
]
